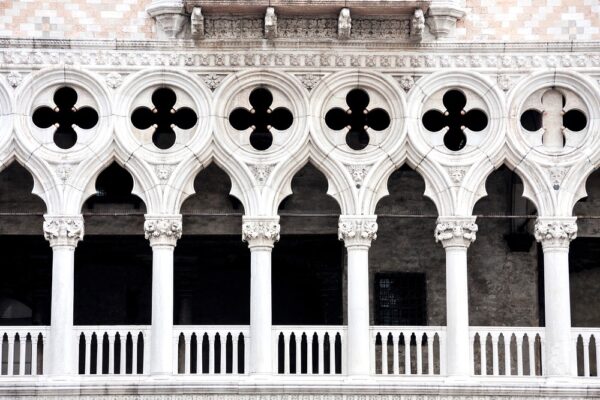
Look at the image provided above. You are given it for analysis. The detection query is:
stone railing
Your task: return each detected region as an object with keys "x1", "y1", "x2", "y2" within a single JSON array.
[{"x1": 0, "y1": 327, "x2": 47, "y2": 376}]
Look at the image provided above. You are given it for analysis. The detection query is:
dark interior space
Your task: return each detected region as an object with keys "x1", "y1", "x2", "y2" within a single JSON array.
[
  {"x1": 272, "y1": 234, "x2": 343, "y2": 325},
  {"x1": 74, "y1": 235, "x2": 152, "y2": 325}
]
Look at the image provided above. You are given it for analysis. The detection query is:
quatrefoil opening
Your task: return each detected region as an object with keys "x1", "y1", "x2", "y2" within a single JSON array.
[
  {"x1": 422, "y1": 89, "x2": 488, "y2": 151},
  {"x1": 324, "y1": 89, "x2": 390, "y2": 151},
  {"x1": 131, "y1": 87, "x2": 198, "y2": 150},
  {"x1": 520, "y1": 89, "x2": 587, "y2": 149},
  {"x1": 32, "y1": 86, "x2": 99, "y2": 150},
  {"x1": 228, "y1": 88, "x2": 293, "y2": 151}
]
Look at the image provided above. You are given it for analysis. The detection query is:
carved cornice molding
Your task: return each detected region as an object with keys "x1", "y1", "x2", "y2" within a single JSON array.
[
  {"x1": 434, "y1": 216, "x2": 478, "y2": 248},
  {"x1": 43, "y1": 215, "x2": 84, "y2": 247},
  {"x1": 144, "y1": 215, "x2": 182, "y2": 247},
  {"x1": 338, "y1": 215, "x2": 378, "y2": 248},
  {"x1": 242, "y1": 216, "x2": 280, "y2": 249},
  {"x1": 534, "y1": 217, "x2": 577, "y2": 250}
]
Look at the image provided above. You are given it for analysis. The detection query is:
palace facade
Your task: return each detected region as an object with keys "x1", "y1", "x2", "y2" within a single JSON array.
[{"x1": 0, "y1": 0, "x2": 600, "y2": 399}]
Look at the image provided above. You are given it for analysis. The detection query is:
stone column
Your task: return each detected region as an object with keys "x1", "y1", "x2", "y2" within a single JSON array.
[
  {"x1": 434, "y1": 216, "x2": 478, "y2": 378},
  {"x1": 534, "y1": 217, "x2": 577, "y2": 377},
  {"x1": 43, "y1": 215, "x2": 84, "y2": 376},
  {"x1": 242, "y1": 216, "x2": 280, "y2": 376},
  {"x1": 338, "y1": 215, "x2": 378, "y2": 377},
  {"x1": 144, "y1": 215, "x2": 182, "y2": 376}
]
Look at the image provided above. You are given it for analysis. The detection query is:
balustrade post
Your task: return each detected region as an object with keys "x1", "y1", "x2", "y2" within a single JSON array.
[
  {"x1": 145, "y1": 215, "x2": 182, "y2": 376},
  {"x1": 338, "y1": 215, "x2": 378, "y2": 377},
  {"x1": 435, "y1": 216, "x2": 477, "y2": 379},
  {"x1": 44, "y1": 215, "x2": 83, "y2": 376},
  {"x1": 242, "y1": 216, "x2": 280, "y2": 376},
  {"x1": 534, "y1": 217, "x2": 576, "y2": 378}
]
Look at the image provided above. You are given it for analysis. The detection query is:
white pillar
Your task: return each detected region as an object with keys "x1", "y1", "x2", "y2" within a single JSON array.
[
  {"x1": 338, "y1": 215, "x2": 378, "y2": 377},
  {"x1": 534, "y1": 217, "x2": 577, "y2": 377},
  {"x1": 242, "y1": 216, "x2": 280, "y2": 376},
  {"x1": 43, "y1": 215, "x2": 84, "y2": 376},
  {"x1": 434, "y1": 216, "x2": 478, "y2": 379},
  {"x1": 145, "y1": 215, "x2": 182, "y2": 376}
]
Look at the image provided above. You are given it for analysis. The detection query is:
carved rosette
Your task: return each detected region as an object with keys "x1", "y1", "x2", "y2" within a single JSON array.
[
  {"x1": 434, "y1": 217, "x2": 478, "y2": 248},
  {"x1": 338, "y1": 215, "x2": 378, "y2": 247},
  {"x1": 144, "y1": 215, "x2": 182, "y2": 246},
  {"x1": 534, "y1": 217, "x2": 577, "y2": 249},
  {"x1": 43, "y1": 215, "x2": 84, "y2": 247},
  {"x1": 242, "y1": 216, "x2": 280, "y2": 248}
]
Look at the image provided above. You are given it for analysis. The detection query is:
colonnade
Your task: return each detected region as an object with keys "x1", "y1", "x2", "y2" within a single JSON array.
[{"x1": 41, "y1": 211, "x2": 577, "y2": 379}]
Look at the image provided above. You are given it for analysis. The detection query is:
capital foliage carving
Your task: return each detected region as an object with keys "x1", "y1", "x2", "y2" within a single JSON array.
[
  {"x1": 43, "y1": 215, "x2": 84, "y2": 247},
  {"x1": 434, "y1": 217, "x2": 478, "y2": 248},
  {"x1": 242, "y1": 217, "x2": 280, "y2": 248},
  {"x1": 534, "y1": 217, "x2": 577, "y2": 249},
  {"x1": 144, "y1": 215, "x2": 182, "y2": 246},
  {"x1": 338, "y1": 215, "x2": 378, "y2": 247}
]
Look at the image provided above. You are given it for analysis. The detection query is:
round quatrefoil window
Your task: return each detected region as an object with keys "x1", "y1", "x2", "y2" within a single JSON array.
[
  {"x1": 519, "y1": 88, "x2": 588, "y2": 150},
  {"x1": 422, "y1": 89, "x2": 488, "y2": 151},
  {"x1": 131, "y1": 87, "x2": 198, "y2": 150},
  {"x1": 32, "y1": 87, "x2": 99, "y2": 149},
  {"x1": 325, "y1": 89, "x2": 390, "y2": 151},
  {"x1": 228, "y1": 87, "x2": 293, "y2": 151}
]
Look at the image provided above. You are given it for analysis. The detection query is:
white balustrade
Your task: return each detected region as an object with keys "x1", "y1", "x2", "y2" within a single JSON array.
[
  {"x1": 76, "y1": 326, "x2": 149, "y2": 375},
  {"x1": 174, "y1": 326, "x2": 248, "y2": 375},
  {"x1": 371, "y1": 326, "x2": 445, "y2": 376},
  {"x1": 273, "y1": 326, "x2": 346, "y2": 375},
  {"x1": 470, "y1": 327, "x2": 544, "y2": 377},
  {"x1": 573, "y1": 328, "x2": 600, "y2": 377},
  {"x1": 0, "y1": 327, "x2": 48, "y2": 376}
]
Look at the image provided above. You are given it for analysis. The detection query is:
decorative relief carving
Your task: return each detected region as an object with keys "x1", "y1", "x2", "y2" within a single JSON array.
[
  {"x1": 534, "y1": 217, "x2": 577, "y2": 249},
  {"x1": 297, "y1": 74, "x2": 321, "y2": 91},
  {"x1": 248, "y1": 163, "x2": 276, "y2": 185},
  {"x1": 105, "y1": 72, "x2": 123, "y2": 89},
  {"x1": 6, "y1": 71, "x2": 22, "y2": 88},
  {"x1": 338, "y1": 8, "x2": 352, "y2": 40},
  {"x1": 204, "y1": 17, "x2": 263, "y2": 39},
  {"x1": 202, "y1": 73, "x2": 224, "y2": 91},
  {"x1": 549, "y1": 167, "x2": 568, "y2": 190},
  {"x1": 448, "y1": 166, "x2": 467, "y2": 183},
  {"x1": 190, "y1": 6, "x2": 205, "y2": 39},
  {"x1": 398, "y1": 75, "x2": 415, "y2": 92},
  {"x1": 264, "y1": 7, "x2": 278, "y2": 39},
  {"x1": 410, "y1": 9, "x2": 425, "y2": 40},
  {"x1": 497, "y1": 74, "x2": 512, "y2": 91},
  {"x1": 55, "y1": 164, "x2": 73, "y2": 183},
  {"x1": 144, "y1": 216, "x2": 182, "y2": 246},
  {"x1": 155, "y1": 164, "x2": 174, "y2": 183},
  {"x1": 242, "y1": 217, "x2": 280, "y2": 248},
  {"x1": 338, "y1": 216, "x2": 378, "y2": 247},
  {"x1": 43, "y1": 215, "x2": 84, "y2": 247},
  {"x1": 434, "y1": 217, "x2": 478, "y2": 248},
  {"x1": 345, "y1": 164, "x2": 371, "y2": 187}
]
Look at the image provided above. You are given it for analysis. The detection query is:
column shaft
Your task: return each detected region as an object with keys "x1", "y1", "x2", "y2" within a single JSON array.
[
  {"x1": 249, "y1": 247, "x2": 272, "y2": 374},
  {"x1": 150, "y1": 244, "x2": 175, "y2": 375},
  {"x1": 445, "y1": 245, "x2": 470, "y2": 377},
  {"x1": 346, "y1": 245, "x2": 371, "y2": 376}
]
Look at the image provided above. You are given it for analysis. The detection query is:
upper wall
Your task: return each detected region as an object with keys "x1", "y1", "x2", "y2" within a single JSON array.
[{"x1": 0, "y1": 0, "x2": 598, "y2": 42}]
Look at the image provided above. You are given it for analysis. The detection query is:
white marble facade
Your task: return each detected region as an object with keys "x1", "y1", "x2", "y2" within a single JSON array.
[{"x1": 0, "y1": 0, "x2": 600, "y2": 398}]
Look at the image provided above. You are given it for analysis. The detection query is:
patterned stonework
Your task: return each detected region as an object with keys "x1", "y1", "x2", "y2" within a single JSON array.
[
  {"x1": 144, "y1": 215, "x2": 182, "y2": 246},
  {"x1": 434, "y1": 217, "x2": 478, "y2": 248},
  {"x1": 43, "y1": 215, "x2": 84, "y2": 247},
  {"x1": 338, "y1": 215, "x2": 378, "y2": 247}
]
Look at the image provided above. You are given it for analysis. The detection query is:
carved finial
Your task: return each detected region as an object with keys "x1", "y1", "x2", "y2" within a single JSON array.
[
  {"x1": 43, "y1": 215, "x2": 84, "y2": 247},
  {"x1": 190, "y1": 6, "x2": 204, "y2": 39},
  {"x1": 338, "y1": 216, "x2": 378, "y2": 247},
  {"x1": 242, "y1": 216, "x2": 280, "y2": 248},
  {"x1": 534, "y1": 217, "x2": 577, "y2": 250},
  {"x1": 410, "y1": 8, "x2": 425, "y2": 40},
  {"x1": 144, "y1": 215, "x2": 182, "y2": 247},
  {"x1": 434, "y1": 217, "x2": 478, "y2": 248},
  {"x1": 264, "y1": 7, "x2": 278, "y2": 39},
  {"x1": 338, "y1": 8, "x2": 351, "y2": 40}
]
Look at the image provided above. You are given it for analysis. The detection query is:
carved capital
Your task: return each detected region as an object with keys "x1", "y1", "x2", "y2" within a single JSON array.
[
  {"x1": 146, "y1": 0, "x2": 187, "y2": 39},
  {"x1": 426, "y1": 4, "x2": 466, "y2": 39},
  {"x1": 43, "y1": 215, "x2": 84, "y2": 247},
  {"x1": 338, "y1": 215, "x2": 378, "y2": 248},
  {"x1": 144, "y1": 215, "x2": 182, "y2": 247},
  {"x1": 242, "y1": 216, "x2": 280, "y2": 248},
  {"x1": 434, "y1": 216, "x2": 478, "y2": 248},
  {"x1": 534, "y1": 217, "x2": 577, "y2": 250}
]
